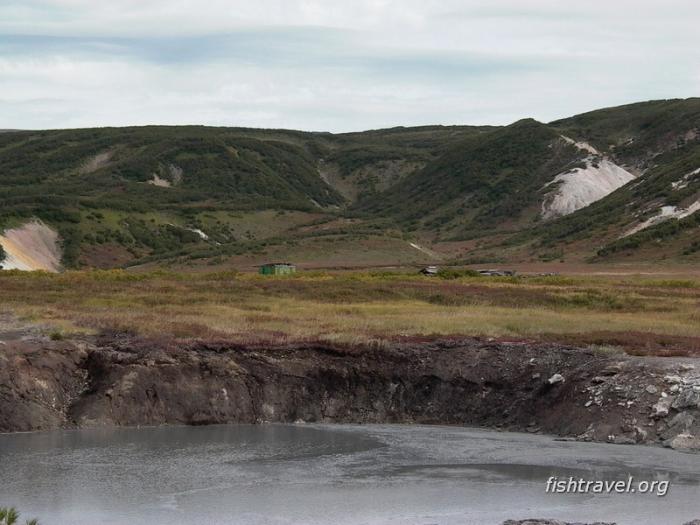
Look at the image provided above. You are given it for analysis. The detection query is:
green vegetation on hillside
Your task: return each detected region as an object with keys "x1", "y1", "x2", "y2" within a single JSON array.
[
  {"x1": 550, "y1": 98, "x2": 700, "y2": 166},
  {"x1": 597, "y1": 210, "x2": 700, "y2": 257},
  {"x1": 357, "y1": 119, "x2": 583, "y2": 237},
  {"x1": 0, "y1": 126, "x2": 344, "y2": 214},
  {"x1": 0, "y1": 98, "x2": 698, "y2": 269},
  {"x1": 529, "y1": 139, "x2": 700, "y2": 260}
]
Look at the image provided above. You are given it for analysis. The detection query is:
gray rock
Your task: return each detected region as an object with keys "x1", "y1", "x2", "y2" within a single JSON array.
[
  {"x1": 601, "y1": 363, "x2": 623, "y2": 376},
  {"x1": 669, "y1": 411, "x2": 695, "y2": 431},
  {"x1": 667, "y1": 433, "x2": 700, "y2": 452},
  {"x1": 634, "y1": 426, "x2": 648, "y2": 442},
  {"x1": 548, "y1": 373, "x2": 565, "y2": 385},
  {"x1": 613, "y1": 435, "x2": 636, "y2": 445},
  {"x1": 672, "y1": 389, "x2": 700, "y2": 410},
  {"x1": 645, "y1": 385, "x2": 659, "y2": 394},
  {"x1": 652, "y1": 396, "x2": 673, "y2": 418}
]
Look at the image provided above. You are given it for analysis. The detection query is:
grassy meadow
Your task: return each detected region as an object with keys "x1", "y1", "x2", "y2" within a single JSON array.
[{"x1": 1, "y1": 269, "x2": 699, "y2": 355}]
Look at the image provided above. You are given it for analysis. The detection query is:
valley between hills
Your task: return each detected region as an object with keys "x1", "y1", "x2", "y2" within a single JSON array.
[{"x1": 0, "y1": 97, "x2": 699, "y2": 272}]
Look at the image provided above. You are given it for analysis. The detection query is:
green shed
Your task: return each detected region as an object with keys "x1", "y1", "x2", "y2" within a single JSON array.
[{"x1": 259, "y1": 262, "x2": 297, "y2": 275}]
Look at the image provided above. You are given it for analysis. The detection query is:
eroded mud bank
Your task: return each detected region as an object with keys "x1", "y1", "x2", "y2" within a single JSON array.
[{"x1": 2, "y1": 327, "x2": 699, "y2": 451}]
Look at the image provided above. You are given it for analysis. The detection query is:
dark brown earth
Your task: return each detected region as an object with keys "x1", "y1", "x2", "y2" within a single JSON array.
[{"x1": 1, "y1": 316, "x2": 699, "y2": 453}]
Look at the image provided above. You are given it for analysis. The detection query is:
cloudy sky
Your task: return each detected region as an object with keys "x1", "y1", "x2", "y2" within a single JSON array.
[{"x1": 1, "y1": 0, "x2": 699, "y2": 132}]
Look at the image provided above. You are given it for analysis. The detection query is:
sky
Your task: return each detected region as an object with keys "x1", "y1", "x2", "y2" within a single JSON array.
[{"x1": 1, "y1": 0, "x2": 699, "y2": 132}]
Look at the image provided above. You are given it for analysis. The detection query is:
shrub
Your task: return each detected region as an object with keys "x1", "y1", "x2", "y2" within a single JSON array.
[
  {"x1": 437, "y1": 268, "x2": 480, "y2": 279},
  {"x1": 49, "y1": 330, "x2": 65, "y2": 341},
  {"x1": 0, "y1": 507, "x2": 39, "y2": 525}
]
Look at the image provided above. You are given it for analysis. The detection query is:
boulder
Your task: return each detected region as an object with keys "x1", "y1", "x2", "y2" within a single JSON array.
[
  {"x1": 664, "y1": 375, "x2": 683, "y2": 384},
  {"x1": 652, "y1": 396, "x2": 673, "y2": 418},
  {"x1": 548, "y1": 373, "x2": 565, "y2": 385},
  {"x1": 672, "y1": 389, "x2": 700, "y2": 410},
  {"x1": 667, "y1": 433, "x2": 700, "y2": 452}
]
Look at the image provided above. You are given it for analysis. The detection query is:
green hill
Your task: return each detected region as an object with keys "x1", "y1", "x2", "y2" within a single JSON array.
[
  {"x1": 550, "y1": 98, "x2": 700, "y2": 171},
  {"x1": 526, "y1": 99, "x2": 700, "y2": 261},
  {"x1": 355, "y1": 119, "x2": 585, "y2": 238},
  {"x1": 0, "y1": 98, "x2": 698, "y2": 270}
]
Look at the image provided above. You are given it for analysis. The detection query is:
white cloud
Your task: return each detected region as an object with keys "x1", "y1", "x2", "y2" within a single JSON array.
[{"x1": 0, "y1": 0, "x2": 698, "y2": 131}]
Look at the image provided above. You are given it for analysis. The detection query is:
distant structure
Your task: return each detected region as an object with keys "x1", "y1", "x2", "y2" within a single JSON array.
[
  {"x1": 420, "y1": 265, "x2": 439, "y2": 276},
  {"x1": 477, "y1": 269, "x2": 516, "y2": 277},
  {"x1": 259, "y1": 262, "x2": 297, "y2": 276}
]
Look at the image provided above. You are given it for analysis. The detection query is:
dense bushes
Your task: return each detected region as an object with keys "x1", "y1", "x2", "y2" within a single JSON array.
[
  {"x1": 598, "y1": 210, "x2": 700, "y2": 257},
  {"x1": 356, "y1": 119, "x2": 583, "y2": 235},
  {"x1": 0, "y1": 127, "x2": 345, "y2": 221},
  {"x1": 436, "y1": 268, "x2": 480, "y2": 279}
]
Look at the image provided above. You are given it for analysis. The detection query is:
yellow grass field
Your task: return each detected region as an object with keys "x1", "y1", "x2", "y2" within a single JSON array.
[{"x1": 1, "y1": 269, "x2": 699, "y2": 355}]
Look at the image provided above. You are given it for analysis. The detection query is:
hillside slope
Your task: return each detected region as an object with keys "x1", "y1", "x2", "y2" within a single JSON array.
[
  {"x1": 525, "y1": 99, "x2": 700, "y2": 262},
  {"x1": 354, "y1": 117, "x2": 648, "y2": 253},
  {"x1": 0, "y1": 98, "x2": 698, "y2": 270}
]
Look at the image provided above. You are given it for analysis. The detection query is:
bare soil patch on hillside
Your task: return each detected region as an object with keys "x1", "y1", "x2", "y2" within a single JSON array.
[{"x1": 0, "y1": 219, "x2": 61, "y2": 271}]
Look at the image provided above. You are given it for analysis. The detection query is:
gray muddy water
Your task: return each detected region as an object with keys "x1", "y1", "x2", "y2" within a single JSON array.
[{"x1": 1, "y1": 424, "x2": 698, "y2": 525}]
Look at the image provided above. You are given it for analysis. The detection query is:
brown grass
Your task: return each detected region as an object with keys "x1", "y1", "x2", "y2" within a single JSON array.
[{"x1": 1, "y1": 269, "x2": 699, "y2": 355}]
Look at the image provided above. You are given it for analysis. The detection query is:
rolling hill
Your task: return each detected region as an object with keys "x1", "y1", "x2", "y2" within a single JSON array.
[{"x1": 0, "y1": 98, "x2": 698, "y2": 270}]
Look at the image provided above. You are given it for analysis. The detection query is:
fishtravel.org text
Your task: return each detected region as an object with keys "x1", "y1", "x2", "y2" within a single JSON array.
[{"x1": 545, "y1": 476, "x2": 669, "y2": 496}]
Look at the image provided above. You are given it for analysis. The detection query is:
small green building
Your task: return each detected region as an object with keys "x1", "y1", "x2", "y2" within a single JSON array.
[{"x1": 259, "y1": 262, "x2": 297, "y2": 276}]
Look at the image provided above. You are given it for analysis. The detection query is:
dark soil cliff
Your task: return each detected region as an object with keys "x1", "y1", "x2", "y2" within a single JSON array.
[{"x1": 2, "y1": 320, "x2": 699, "y2": 450}]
